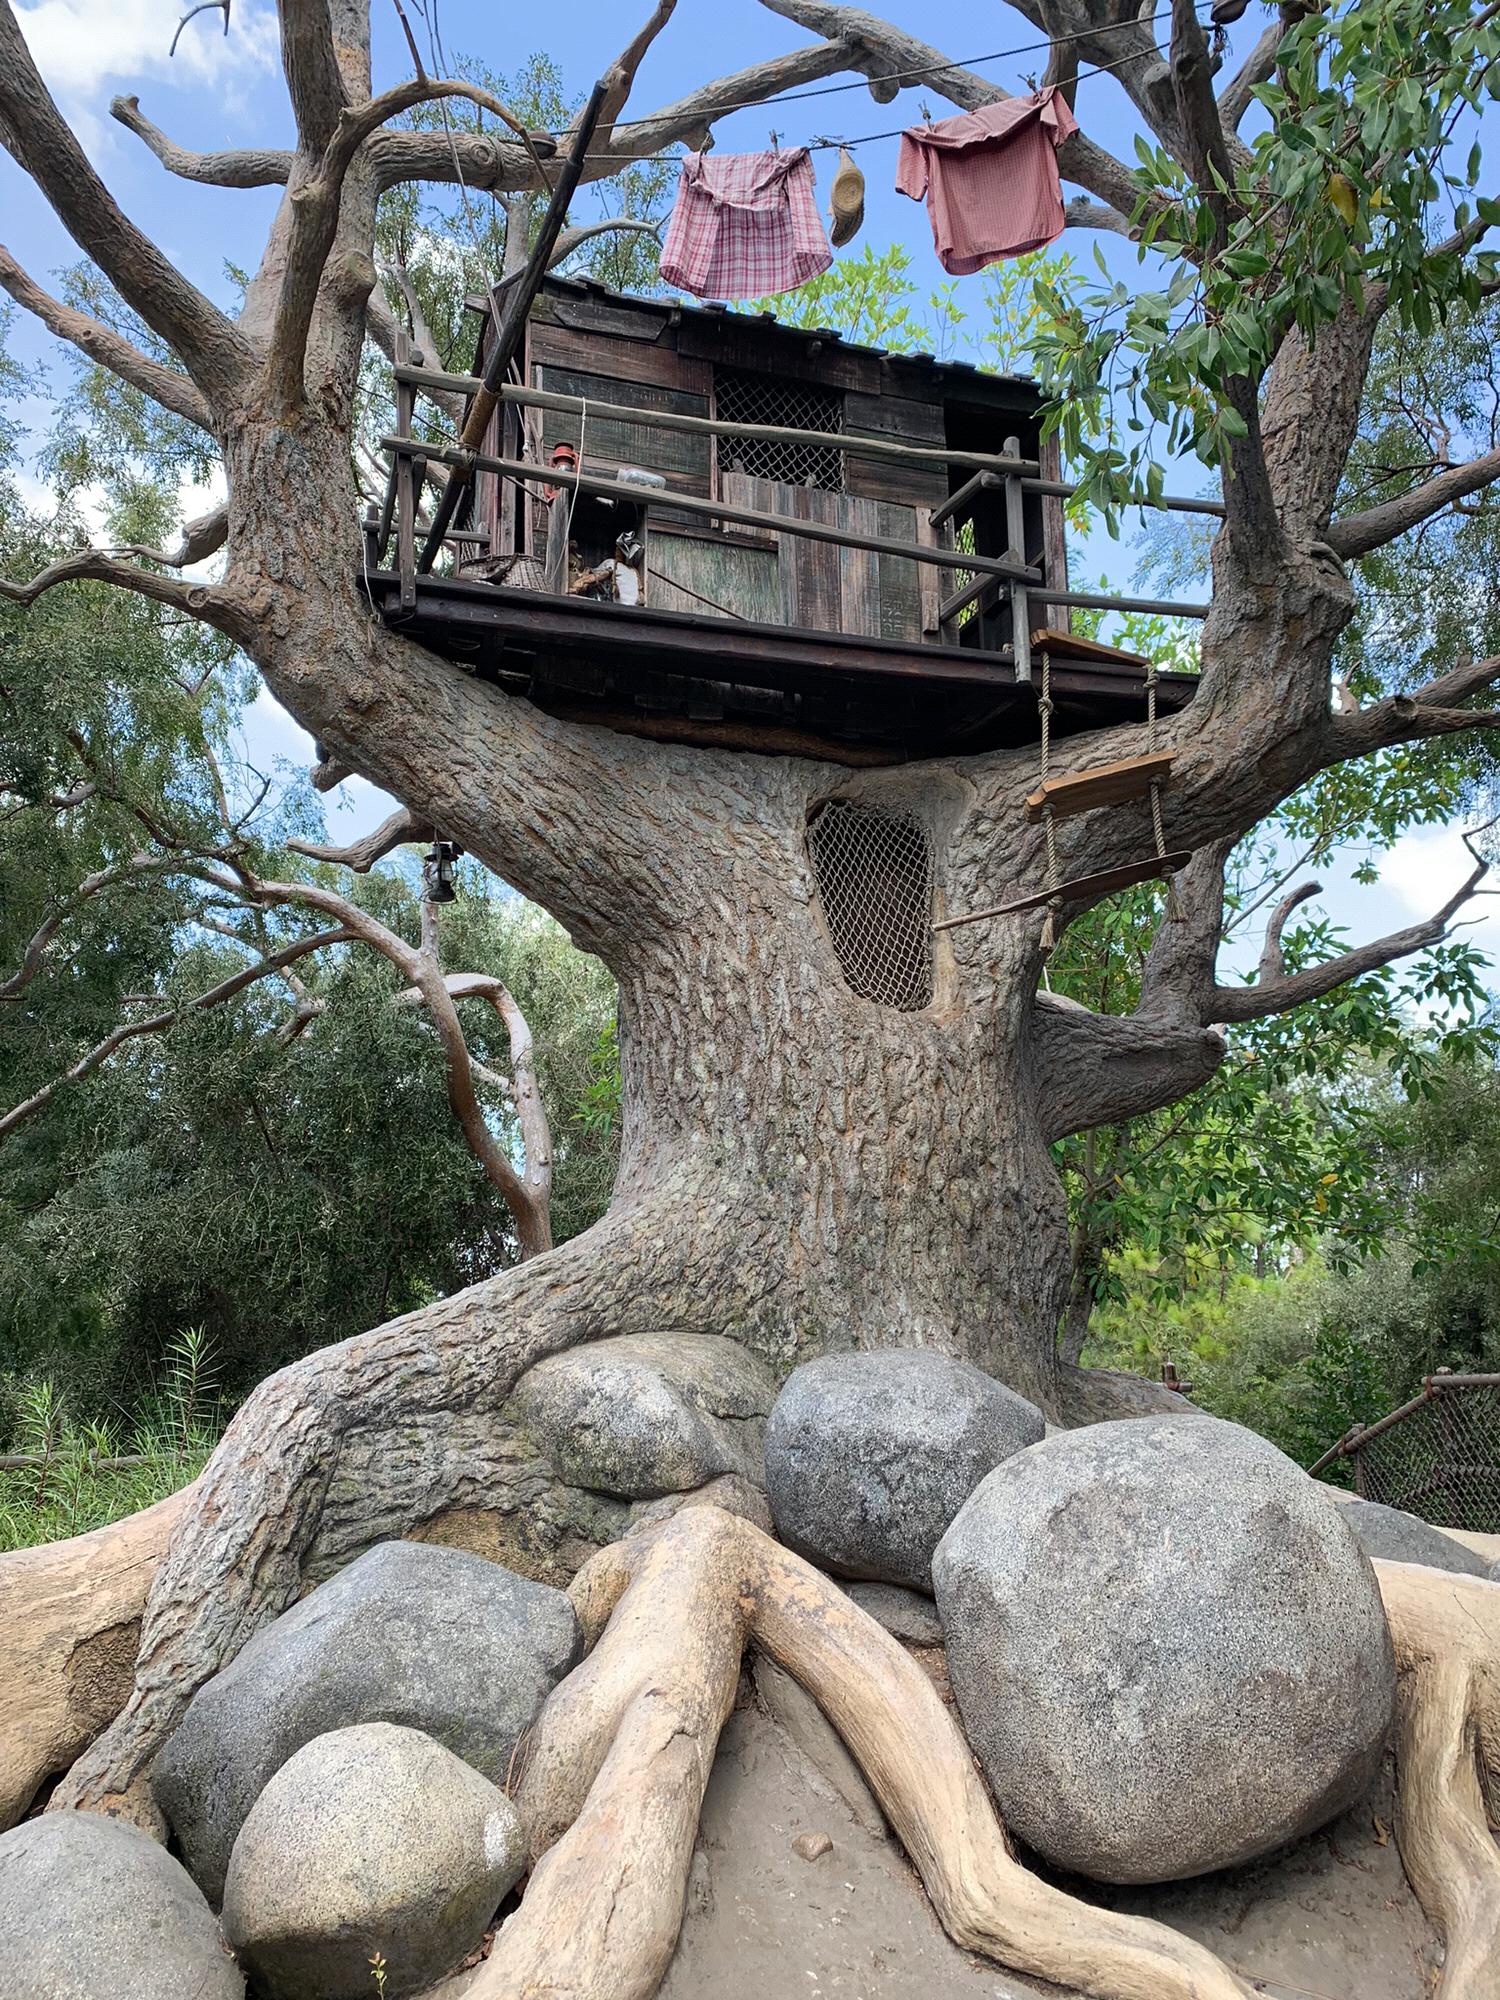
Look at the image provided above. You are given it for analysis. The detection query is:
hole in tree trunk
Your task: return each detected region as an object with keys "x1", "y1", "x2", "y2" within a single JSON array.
[{"x1": 807, "y1": 799, "x2": 935, "y2": 1011}]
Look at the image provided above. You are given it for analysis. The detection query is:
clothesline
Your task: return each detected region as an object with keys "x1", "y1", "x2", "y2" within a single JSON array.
[
  {"x1": 573, "y1": 28, "x2": 1216, "y2": 167},
  {"x1": 528, "y1": 4, "x2": 1216, "y2": 145}
]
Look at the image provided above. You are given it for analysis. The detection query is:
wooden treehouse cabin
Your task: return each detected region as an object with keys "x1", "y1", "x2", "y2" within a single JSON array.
[{"x1": 364, "y1": 275, "x2": 1218, "y2": 769}]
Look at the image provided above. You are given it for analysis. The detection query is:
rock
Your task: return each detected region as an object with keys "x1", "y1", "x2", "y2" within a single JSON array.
[
  {"x1": 1338, "y1": 1498, "x2": 1493, "y2": 1578},
  {"x1": 764, "y1": 1350, "x2": 1044, "y2": 1589},
  {"x1": 0, "y1": 1812, "x2": 242, "y2": 1999},
  {"x1": 222, "y1": 1723, "x2": 523, "y2": 2000},
  {"x1": 154, "y1": 1539, "x2": 579, "y2": 1903},
  {"x1": 511, "y1": 1332, "x2": 778, "y2": 1498},
  {"x1": 933, "y1": 1414, "x2": 1396, "y2": 1885},
  {"x1": 844, "y1": 1580, "x2": 944, "y2": 1647},
  {"x1": 791, "y1": 1831, "x2": 833, "y2": 1861}
]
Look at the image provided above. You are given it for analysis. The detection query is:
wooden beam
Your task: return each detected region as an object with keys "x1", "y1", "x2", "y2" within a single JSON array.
[
  {"x1": 391, "y1": 364, "x2": 1228, "y2": 520},
  {"x1": 1031, "y1": 627, "x2": 1150, "y2": 669},
  {"x1": 1024, "y1": 749, "x2": 1176, "y2": 822},
  {"x1": 929, "y1": 469, "x2": 1002, "y2": 529},
  {"x1": 933, "y1": 850, "x2": 1194, "y2": 931},
  {"x1": 384, "y1": 438, "x2": 1045, "y2": 586},
  {"x1": 937, "y1": 570, "x2": 1004, "y2": 626},
  {"x1": 1030, "y1": 587, "x2": 1210, "y2": 619}
]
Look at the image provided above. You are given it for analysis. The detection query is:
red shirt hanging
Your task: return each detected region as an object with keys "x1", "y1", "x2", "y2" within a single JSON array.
[
  {"x1": 660, "y1": 148, "x2": 833, "y2": 300},
  {"x1": 896, "y1": 89, "x2": 1079, "y2": 276}
]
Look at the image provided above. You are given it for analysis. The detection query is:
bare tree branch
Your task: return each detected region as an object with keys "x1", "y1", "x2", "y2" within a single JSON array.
[
  {"x1": 0, "y1": 247, "x2": 213, "y2": 430},
  {"x1": 286, "y1": 805, "x2": 433, "y2": 871},
  {"x1": 1212, "y1": 850, "x2": 1491, "y2": 1025},
  {"x1": 1327, "y1": 447, "x2": 1500, "y2": 560},
  {"x1": 278, "y1": 0, "x2": 355, "y2": 154},
  {"x1": 0, "y1": 547, "x2": 239, "y2": 630},
  {"x1": 1217, "y1": 18, "x2": 1284, "y2": 129},
  {"x1": 594, "y1": 0, "x2": 679, "y2": 145},
  {"x1": 1033, "y1": 993, "x2": 1227, "y2": 1142},
  {"x1": 1328, "y1": 653, "x2": 1500, "y2": 758},
  {"x1": 0, "y1": 926, "x2": 350, "y2": 1142},
  {"x1": 111, "y1": 94, "x2": 292, "y2": 187},
  {"x1": 1257, "y1": 879, "x2": 1321, "y2": 986},
  {"x1": 0, "y1": 1, "x2": 252, "y2": 398}
]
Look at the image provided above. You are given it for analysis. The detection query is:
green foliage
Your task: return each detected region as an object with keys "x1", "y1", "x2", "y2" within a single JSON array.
[
  {"x1": 1029, "y1": 0, "x2": 1500, "y2": 508},
  {"x1": 0, "y1": 1328, "x2": 222, "y2": 1551}
]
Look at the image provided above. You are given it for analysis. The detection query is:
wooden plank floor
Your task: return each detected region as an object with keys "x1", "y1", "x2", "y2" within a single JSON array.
[{"x1": 361, "y1": 571, "x2": 1198, "y2": 753}]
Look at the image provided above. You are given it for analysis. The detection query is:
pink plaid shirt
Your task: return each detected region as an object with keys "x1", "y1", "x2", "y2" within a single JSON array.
[
  {"x1": 660, "y1": 148, "x2": 832, "y2": 300},
  {"x1": 897, "y1": 89, "x2": 1079, "y2": 276}
]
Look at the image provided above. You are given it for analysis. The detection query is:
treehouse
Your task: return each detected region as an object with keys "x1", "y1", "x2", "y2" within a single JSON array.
[{"x1": 363, "y1": 274, "x2": 1213, "y2": 764}]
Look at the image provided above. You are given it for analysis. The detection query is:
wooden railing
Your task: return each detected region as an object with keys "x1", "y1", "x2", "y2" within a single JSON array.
[{"x1": 366, "y1": 363, "x2": 1223, "y2": 679}]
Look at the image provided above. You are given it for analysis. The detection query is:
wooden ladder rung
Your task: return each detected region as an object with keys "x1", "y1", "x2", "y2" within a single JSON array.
[
  {"x1": 933, "y1": 849, "x2": 1194, "y2": 933},
  {"x1": 1025, "y1": 750, "x2": 1175, "y2": 823},
  {"x1": 1030, "y1": 626, "x2": 1151, "y2": 669}
]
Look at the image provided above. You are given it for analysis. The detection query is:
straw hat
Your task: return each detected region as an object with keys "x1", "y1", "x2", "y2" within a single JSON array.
[{"x1": 829, "y1": 147, "x2": 865, "y2": 249}]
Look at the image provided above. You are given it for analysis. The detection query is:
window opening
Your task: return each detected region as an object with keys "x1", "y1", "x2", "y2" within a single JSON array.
[
  {"x1": 808, "y1": 799, "x2": 934, "y2": 1011},
  {"x1": 715, "y1": 369, "x2": 845, "y2": 493}
]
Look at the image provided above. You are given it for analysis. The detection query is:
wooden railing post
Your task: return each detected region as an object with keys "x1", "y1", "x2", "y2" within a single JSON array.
[{"x1": 1003, "y1": 435, "x2": 1031, "y2": 685}]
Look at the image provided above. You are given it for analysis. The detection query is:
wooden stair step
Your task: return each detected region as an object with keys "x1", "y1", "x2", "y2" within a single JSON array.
[
  {"x1": 1031, "y1": 626, "x2": 1151, "y2": 669},
  {"x1": 933, "y1": 849, "x2": 1194, "y2": 933},
  {"x1": 1025, "y1": 749, "x2": 1176, "y2": 823}
]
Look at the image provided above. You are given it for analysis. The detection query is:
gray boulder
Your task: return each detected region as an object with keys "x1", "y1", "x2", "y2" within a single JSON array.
[
  {"x1": 154, "y1": 1539, "x2": 579, "y2": 1904},
  {"x1": 765, "y1": 1350, "x2": 1045, "y2": 1590},
  {"x1": 222, "y1": 1723, "x2": 524, "y2": 2000},
  {"x1": 933, "y1": 1414, "x2": 1396, "y2": 1885},
  {"x1": 1339, "y1": 1497, "x2": 1493, "y2": 1577},
  {"x1": 0, "y1": 1812, "x2": 242, "y2": 1999},
  {"x1": 844, "y1": 1581, "x2": 944, "y2": 1647},
  {"x1": 511, "y1": 1332, "x2": 777, "y2": 1498}
]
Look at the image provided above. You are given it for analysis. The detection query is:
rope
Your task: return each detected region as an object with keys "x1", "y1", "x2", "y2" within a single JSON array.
[{"x1": 1038, "y1": 647, "x2": 1063, "y2": 958}]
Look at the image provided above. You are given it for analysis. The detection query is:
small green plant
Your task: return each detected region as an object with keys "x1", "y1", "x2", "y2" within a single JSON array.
[
  {"x1": 0, "y1": 1328, "x2": 224, "y2": 1551},
  {"x1": 369, "y1": 1950, "x2": 388, "y2": 1995}
]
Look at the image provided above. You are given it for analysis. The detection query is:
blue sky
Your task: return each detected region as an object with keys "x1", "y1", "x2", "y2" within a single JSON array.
[{"x1": 5, "y1": 0, "x2": 1498, "y2": 984}]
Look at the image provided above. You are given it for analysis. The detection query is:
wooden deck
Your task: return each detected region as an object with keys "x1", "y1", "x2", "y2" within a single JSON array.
[{"x1": 361, "y1": 569, "x2": 1198, "y2": 762}]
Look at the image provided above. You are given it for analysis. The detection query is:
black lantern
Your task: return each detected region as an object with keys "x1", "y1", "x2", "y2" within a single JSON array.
[{"x1": 422, "y1": 839, "x2": 461, "y2": 904}]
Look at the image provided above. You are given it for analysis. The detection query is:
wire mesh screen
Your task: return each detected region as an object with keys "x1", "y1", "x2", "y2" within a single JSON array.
[
  {"x1": 1345, "y1": 1380, "x2": 1500, "y2": 1532},
  {"x1": 808, "y1": 799, "x2": 934, "y2": 1011},
  {"x1": 715, "y1": 369, "x2": 845, "y2": 492}
]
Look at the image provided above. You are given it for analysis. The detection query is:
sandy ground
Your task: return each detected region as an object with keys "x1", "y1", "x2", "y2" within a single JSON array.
[{"x1": 659, "y1": 1681, "x2": 1439, "y2": 2000}]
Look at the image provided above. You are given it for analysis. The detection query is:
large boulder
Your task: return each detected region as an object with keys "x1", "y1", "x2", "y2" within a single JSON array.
[
  {"x1": 933, "y1": 1414, "x2": 1396, "y2": 1885},
  {"x1": 0, "y1": 1812, "x2": 242, "y2": 1999},
  {"x1": 510, "y1": 1332, "x2": 778, "y2": 1498},
  {"x1": 154, "y1": 1539, "x2": 579, "y2": 1903},
  {"x1": 222, "y1": 1723, "x2": 524, "y2": 1999},
  {"x1": 764, "y1": 1350, "x2": 1045, "y2": 1590},
  {"x1": 1338, "y1": 1497, "x2": 1493, "y2": 1577}
]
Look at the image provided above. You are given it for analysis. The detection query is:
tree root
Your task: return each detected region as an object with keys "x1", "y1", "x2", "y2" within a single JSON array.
[
  {"x1": 47, "y1": 1185, "x2": 749, "y2": 1817},
  {"x1": 1376, "y1": 1560, "x2": 1500, "y2": 2000},
  {"x1": 447, "y1": 1504, "x2": 1250, "y2": 2000}
]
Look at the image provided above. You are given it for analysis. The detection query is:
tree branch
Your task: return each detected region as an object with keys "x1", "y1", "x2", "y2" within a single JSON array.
[
  {"x1": 1328, "y1": 653, "x2": 1500, "y2": 759},
  {"x1": 1257, "y1": 879, "x2": 1321, "y2": 985},
  {"x1": 0, "y1": 927, "x2": 350, "y2": 1142},
  {"x1": 1212, "y1": 852, "x2": 1490, "y2": 1024},
  {"x1": 285, "y1": 805, "x2": 433, "y2": 871},
  {"x1": 1033, "y1": 994, "x2": 1227, "y2": 1142},
  {"x1": 0, "y1": 854, "x2": 173, "y2": 1000},
  {"x1": 110, "y1": 94, "x2": 292, "y2": 188},
  {"x1": 278, "y1": 0, "x2": 354, "y2": 154},
  {"x1": 1216, "y1": 17, "x2": 1284, "y2": 130},
  {"x1": 0, "y1": 248, "x2": 213, "y2": 430},
  {"x1": 0, "y1": 548, "x2": 238, "y2": 630},
  {"x1": 1326, "y1": 447, "x2": 1500, "y2": 560},
  {"x1": 0, "y1": 1, "x2": 251, "y2": 400}
]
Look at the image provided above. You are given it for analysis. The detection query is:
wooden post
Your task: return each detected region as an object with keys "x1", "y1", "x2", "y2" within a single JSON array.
[{"x1": 1003, "y1": 435, "x2": 1031, "y2": 685}]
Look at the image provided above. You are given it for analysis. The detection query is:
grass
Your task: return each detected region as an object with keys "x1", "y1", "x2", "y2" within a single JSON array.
[{"x1": 0, "y1": 1327, "x2": 223, "y2": 1552}]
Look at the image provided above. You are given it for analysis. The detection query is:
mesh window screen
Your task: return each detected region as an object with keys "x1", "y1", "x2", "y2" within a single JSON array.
[
  {"x1": 715, "y1": 369, "x2": 845, "y2": 492},
  {"x1": 808, "y1": 800, "x2": 934, "y2": 1011}
]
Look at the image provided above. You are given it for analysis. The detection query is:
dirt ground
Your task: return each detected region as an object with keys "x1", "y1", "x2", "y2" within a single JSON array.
[{"x1": 659, "y1": 1676, "x2": 1439, "y2": 2000}]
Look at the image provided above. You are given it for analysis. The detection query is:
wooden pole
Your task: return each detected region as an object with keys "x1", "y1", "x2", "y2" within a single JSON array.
[
  {"x1": 416, "y1": 77, "x2": 611, "y2": 575},
  {"x1": 383, "y1": 437, "x2": 1047, "y2": 585},
  {"x1": 391, "y1": 365, "x2": 1229, "y2": 521}
]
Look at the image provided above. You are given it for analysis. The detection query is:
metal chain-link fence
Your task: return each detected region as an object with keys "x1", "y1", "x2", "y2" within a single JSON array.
[{"x1": 1309, "y1": 1374, "x2": 1500, "y2": 1532}]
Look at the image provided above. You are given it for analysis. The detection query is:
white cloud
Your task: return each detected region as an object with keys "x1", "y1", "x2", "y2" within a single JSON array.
[
  {"x1": 1378, "y1": 823, "x2": 1500, "y2": 967},
  {"x1": 14, "y1": 0, "x2": 278, "y2": 113}
]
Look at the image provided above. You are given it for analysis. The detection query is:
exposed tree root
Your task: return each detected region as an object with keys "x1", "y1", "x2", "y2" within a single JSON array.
[
  {"x1": 1376, "y1": 1560, "x2": 1500, "y2": 2000},
  {"x1": 47, "y1": 1184, "x2": 750, "y2": 1817},
  {"x1": 449, "y1": 1504, "x2": 1250, "y2": 2000},
  {"x1": 0, "y1": 1489, "x2": 189, "y2": 1829}
]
